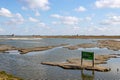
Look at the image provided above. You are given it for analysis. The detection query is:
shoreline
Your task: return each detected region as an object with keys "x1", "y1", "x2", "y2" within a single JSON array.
[{"x1": 0, "y1": 35, "x2": 120, "y2": 39}]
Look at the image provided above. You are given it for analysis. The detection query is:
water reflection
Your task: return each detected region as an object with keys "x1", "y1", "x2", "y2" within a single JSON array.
[{"x1": 81, "y1": 70, "x2": 94, "y2": 80}]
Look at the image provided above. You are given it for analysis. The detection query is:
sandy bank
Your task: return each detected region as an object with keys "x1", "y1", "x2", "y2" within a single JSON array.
[
  {"x1": 0, "y1": 44, "x2": 68, "y2": 54},
  {"x1": 41, "y1": 54, "x2": 118, "y2": 72},
  {"x1": 0, "y1": 45, "x2": 16, "y2": 52},
  {"x1": 18, "y1": 44, "x2": 67, "y2": 54}
]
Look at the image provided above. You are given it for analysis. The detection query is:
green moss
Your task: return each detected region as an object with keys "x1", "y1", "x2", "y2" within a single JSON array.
[{"x1": 0, "y1": 71, "x2": 23, "y2": 80}]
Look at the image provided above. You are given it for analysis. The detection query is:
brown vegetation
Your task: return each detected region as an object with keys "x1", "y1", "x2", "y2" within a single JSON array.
[{"x1": 98, "y1": 40, "x2": 120, "y2": 51}]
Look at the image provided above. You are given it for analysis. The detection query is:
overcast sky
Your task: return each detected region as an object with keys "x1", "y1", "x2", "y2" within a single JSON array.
[{"x1": 0, "y1": 0, "x2": 120, "y2": 35}]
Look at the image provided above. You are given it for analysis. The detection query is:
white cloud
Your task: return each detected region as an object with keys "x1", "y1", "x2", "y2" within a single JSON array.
[
  {"x1": 86, "y1": 26, "x2": 120, "y2": 35},
  {"x1": 0, "y1": 8, "x2": 25, "y2": 25},
  {"x1": 51, "y1": 14, "x2": 79, "y2": 25},
  {"x1": 21, "y1": 6, "x2": 28, "y2": 10},
  {"x1": 37, "y1": 22, "x2": 50, "y2": 29},
  {"x1": 35, "y1": 11, "x2": 40, "y2": 16},
  {"x1": 75, "y1": 6, "x2": 86, "y2": 12},
  {"x1": 51, "y1": 14, "x2": 62, "y2": 19},
  {"x1": 19, "y1": 0, "x2": 50, "y2": 10},
  {"x1": 5, "y1": 13, "x2": 24, "y2": 25},
  {"x1": 62, "y1": 16, "x2": 79, "y2": 25},
  {"x1": 73, "y1": 26, "x2": 80, "y2": 30},
  {"x1": 100, "y1": 15, "x2": 120, "y2": 25},
  {"x1": 38, "y1": 22, "x2": 46, "y2": 27},
  {"x1": 85, "y1": 17, "x2": 92, "y2": 21},
  {"x1": 0, "y1": 8, "x2": 13, "y2": 17},
  {"x1": 95, "y1": 0, "x2": 120, "y2": 8},
  {"x1": 29, "y1": 17, "x2": 39, "y2": 22},
  {"x1": 0, "y1": 27, "x2": 4, "y2": 32},
  {"x1": 52, "y1": 21, "x2": 60, "y2": 25}
]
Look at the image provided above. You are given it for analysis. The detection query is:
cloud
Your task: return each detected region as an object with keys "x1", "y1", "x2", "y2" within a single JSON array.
[
  {"x1": 95, "y1": 0, "x2": 120, "y2": 8},
  {"x1": 35, "y1": 11, "x2": 40, "y2": 16},
  {"x1": 100, "y1": 15, "x2": 120, "y2": 25},
  {"x1": 0, "y1": 8, "x2": 25, "y2": 25},
  {"x1": 0, "y1": 27, "x2": 4, "y2": 32},
  {"x1": 51, "y1": 14, "x2": 79, "y2": 25},
  {"x1": 29, "y1": 17, "x2": 39, "y2": 22},
  {"x1": 51, "y1": 21, "x2": 61, "y2": 25},
  {"x1": 51, "y1": 14, "x2": 62, "y2": 18},
  {"x1": 37, "y1": 22, "x2": 51, "y2": 30},
  {"x1": 38, "y1": 22, "x2": 46, "y2": 27},
  {"x1": 75, "y1": 6, "x2": 86, "y2": 12},
  {"x1": 0, "y1": 8, "x2": 13, "y2": 17},
  {"x1": 85, "y1": 17, "x2": 92, "y2": 21},
  {"x1": 85, "y1": 26, "x2": 120, "y2": 35},
  {"x1": 5, "y1": 13, "x2": 24, "y2": 25},
  {"x1": 19, "y1": 0, "x2": 50, "y2": 10},
  {"x1": 21, "y1": 6, "x2": 28, "y2": 10},
  {"x1": 62, "y1": 16, "x2": 79, "y2": 25}
]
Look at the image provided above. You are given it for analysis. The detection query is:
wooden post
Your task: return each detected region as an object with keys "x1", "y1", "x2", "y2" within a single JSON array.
[
  {"x1": 81, "y1": 53, "x2": 83, "y2": 66},
  {"x1": 92, "y1": 53, "x2": 94, "y2": 67}
]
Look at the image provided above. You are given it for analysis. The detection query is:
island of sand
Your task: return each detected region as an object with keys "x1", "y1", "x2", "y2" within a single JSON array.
[
  {"x1": 0, "y1": 44, "x2": 68, "y2": 54},
  {"x1": 64, "y1": 40, "x2": 120, "y2": 51},
  {"x1": 41, "y1": 54, "x2": 118, "y2": 72}
]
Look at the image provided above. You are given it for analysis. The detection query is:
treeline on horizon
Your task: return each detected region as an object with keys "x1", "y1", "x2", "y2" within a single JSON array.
[{"x1": 0, "y1": 34, "x2": 120, "y2": 39}]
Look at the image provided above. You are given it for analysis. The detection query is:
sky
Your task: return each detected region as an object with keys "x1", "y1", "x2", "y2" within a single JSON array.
[{"x1": 0, "y1": 0, "x2": 120, "y2": 35}]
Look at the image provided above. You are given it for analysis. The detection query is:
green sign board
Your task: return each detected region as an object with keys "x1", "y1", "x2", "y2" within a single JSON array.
[{"x1": 82, "y1": 51, "x2": 94, "y2": 60}]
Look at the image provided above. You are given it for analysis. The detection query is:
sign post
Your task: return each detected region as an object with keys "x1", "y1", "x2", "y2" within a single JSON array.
[{"x1": 81, "y1": 51, "x2": 94, "y2": 67}]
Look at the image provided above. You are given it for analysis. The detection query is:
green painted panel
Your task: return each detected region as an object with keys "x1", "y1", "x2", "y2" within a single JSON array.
[{"x1": 82, "y1": 51, "x2": 94, "y2": 60}]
